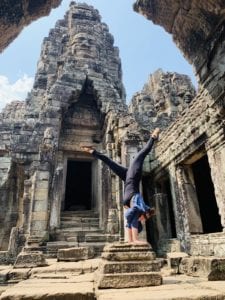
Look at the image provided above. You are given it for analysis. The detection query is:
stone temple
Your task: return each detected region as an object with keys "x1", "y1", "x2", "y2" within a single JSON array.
[{"x1": 0, "y1": 0, "x2": 225, "y2": 267}]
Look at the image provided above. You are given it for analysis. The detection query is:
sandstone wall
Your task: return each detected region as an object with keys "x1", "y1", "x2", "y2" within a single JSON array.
[
  {"x1": 0, "y1": 3, "x2": 129, "y2": 252},
  {"x1": 133, "y1": 1, "x2": 225, "y2": 79},
  {"x1": 0, "y1": 0, "x2": 62, "y2": 52}
]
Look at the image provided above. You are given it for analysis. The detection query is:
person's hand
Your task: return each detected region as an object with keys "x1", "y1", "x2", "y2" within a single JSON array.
[
  {"x1": 80, "y1": 145, "x2": 95, "y2": 154},
  {"x1": 138, "y1": 214, "x2": 146, "y2": 222},
  {"x1": 145, "y1": 207, "x2": 156, "y2": 219},
  {"x1": 151, "y1": 128, "x2": 160, "y2": 139}
]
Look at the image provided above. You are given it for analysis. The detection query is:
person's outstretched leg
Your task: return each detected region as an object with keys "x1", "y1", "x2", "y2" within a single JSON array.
[
  {"x1": 123, "y1": 128, "x2": 160, "y2": 206},
  {"x1": 124, "y1": 128, "x2": 160, "y2": 243},
  {"x1": 81, "y1": 146, "x2": 127, "y2": 181},
  {"x1": 125, "y1": 128, "x2": 160, "y2": 184}
]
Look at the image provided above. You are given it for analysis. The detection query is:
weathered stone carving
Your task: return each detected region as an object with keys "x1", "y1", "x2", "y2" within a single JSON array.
[
  {"x1": 129, "y1": 69, "x2": 196, "y2": 130},
  {"x1": 0, "y1": 0, "x2": 62, "y2": 53}
]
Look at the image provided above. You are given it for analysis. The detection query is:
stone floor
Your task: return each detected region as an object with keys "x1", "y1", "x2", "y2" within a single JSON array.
[{"x1": 0, "y1": 258, "x2": 225, "y2": 299}]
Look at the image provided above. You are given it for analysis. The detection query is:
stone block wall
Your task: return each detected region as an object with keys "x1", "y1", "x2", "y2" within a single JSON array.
[
  {"x1": 134, "y1": 0, "x2": 225, "y2": 254},
  {"x1": 0, "y1": 0, "x2": 62, "y2": 52}
]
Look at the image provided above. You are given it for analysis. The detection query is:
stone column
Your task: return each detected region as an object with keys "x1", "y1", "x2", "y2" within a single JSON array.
[
  {"x1": 17, "y1": 170, "x2": 49, "y2": 268},
  {"x1": 181, "y1": 165, "x2": 203, "y2": 233},
  {"x1": 23, "y1": 179, "x2": 32, "y2": 234},
  {"x1": 49, "y1": 165, "x2": 63, "y2": 229},
  {"x1": 29, "y1": 170, "x2": 50, "y2": 239},
  {"x1": 168, "y1": 163, "x2": 191, "y2": 252},
  {"x1": 28, "y1": 127, "x2": 55, "y2": 240},
  {"x1": 207, "y1": 145, "x2": 225, "y2": 230},
  {"x1": 152, "y1": 193, "x2": 172, "y2": 244}
]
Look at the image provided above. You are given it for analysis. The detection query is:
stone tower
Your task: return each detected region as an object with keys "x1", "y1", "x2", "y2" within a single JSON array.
[
  {"x1": 129, "y1": 69, "x2": 196, "y2": 130},
  {"x1": 0, "y1": 2, "x2": 130, "y2": 258}
]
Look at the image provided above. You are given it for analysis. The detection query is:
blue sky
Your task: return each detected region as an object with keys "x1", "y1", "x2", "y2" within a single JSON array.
[{"x1": 0, "y1": 0, "x2": 197, "y2": 111}]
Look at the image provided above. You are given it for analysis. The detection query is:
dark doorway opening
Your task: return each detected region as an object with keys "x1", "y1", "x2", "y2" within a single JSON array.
[
  {"x1": 64, "y1": 160, "x2": 92, "y2": 211},
  {"x1": 192, "y1": 155, "x2": 222, "y2": 233}
]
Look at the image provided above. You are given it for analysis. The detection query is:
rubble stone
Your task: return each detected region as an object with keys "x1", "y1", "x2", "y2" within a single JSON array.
[
  {"x1": 14, "y1": 252, "x2": 48, "y2": 269},
  {"x1": 179, "y1": 256, "x2": 225, "y2": 280}
]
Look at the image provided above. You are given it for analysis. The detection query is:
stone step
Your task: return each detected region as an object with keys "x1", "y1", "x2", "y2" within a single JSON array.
[
  {"x1": 79, "y1": 242, "x2": 107, "y2": 256},
  {"x1": 60, "y1": 221, "x2": 99, "y2": 229},
  {"x1": 97, "y1": 272, "x2": 162, "y2": 289},
  {"x1": 61, "y1": 218, "x2": 99, "y2": 224},
  {"x1": 85, "y1": 233, "x2": 119, "y2": 243},
  {"x1": 61, "y1": 218, "x2": 99, "y2": 227},
  {"x1": 61, "y1": 216, "x2": 99, "y2": 221},
  {"x1": 57, "y1": 227, "x2": 103, "y2": 234},
  {"x1": 45, "y1": 241, "x2": 107, "y2": 258},
  {"x1": 98, "y1": 260, "x2": 161, "y2": 274},
  {"x1": 54, "y1": 228, "x2": 104, "y2": 242},
  {"x1": 0, "y1": 276, "x2": 95, "y2": 299},
  {"x1": 61, "y1": 210, "x2": 99, "y2": 218}
]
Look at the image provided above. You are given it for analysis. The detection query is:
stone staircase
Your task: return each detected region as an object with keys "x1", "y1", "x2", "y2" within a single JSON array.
[{"x1": 46, "y1": 210, "x2": 119, "y2": 257}]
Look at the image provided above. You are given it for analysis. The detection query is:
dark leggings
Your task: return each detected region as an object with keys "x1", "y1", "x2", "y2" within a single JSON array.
[
  {"x1": 93, "y1": 137, "x2": 155, "y2": 231},
  {"x1": 125, "y1": 137, "x2": 155, "y2": 187},
  {"x1": 92, "y1": 150, "x2": 127, "y2": 181},
  {"x1": 93, "y1": 137, "x2": 155, "y2": 202}
]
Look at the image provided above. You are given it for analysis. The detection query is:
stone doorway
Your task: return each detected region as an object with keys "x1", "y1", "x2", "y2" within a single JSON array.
[
  {"x1": 64, "y1": 160, "x2": 92, "y2": 211},
  {"x1": 192, "y1": 155, "x2": 222, "y2": 233},
  {"x1": 164, "y1": 178, "x2": 177, "y2": 238}
]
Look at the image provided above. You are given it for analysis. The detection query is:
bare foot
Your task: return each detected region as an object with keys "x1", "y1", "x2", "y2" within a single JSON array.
[
  {"x1": 151, "y1": 128, "x2": 160, "y2": 139},
  {"x1": 80, "y1": 145, "x2": 95, "y2": 154}
]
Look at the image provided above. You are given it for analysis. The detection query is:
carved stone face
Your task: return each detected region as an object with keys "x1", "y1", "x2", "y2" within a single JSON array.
[
  {"x1": 183, "y1": 92, "x2": 193, "y2": 103},
  {"x1": 73, "y1": 33, "x2": 95, "y2": 50}
]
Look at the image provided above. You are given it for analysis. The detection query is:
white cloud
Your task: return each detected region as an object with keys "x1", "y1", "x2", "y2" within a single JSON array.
[{"x1": 0, "y1": 74, "x2": 34, "y2": 111}]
